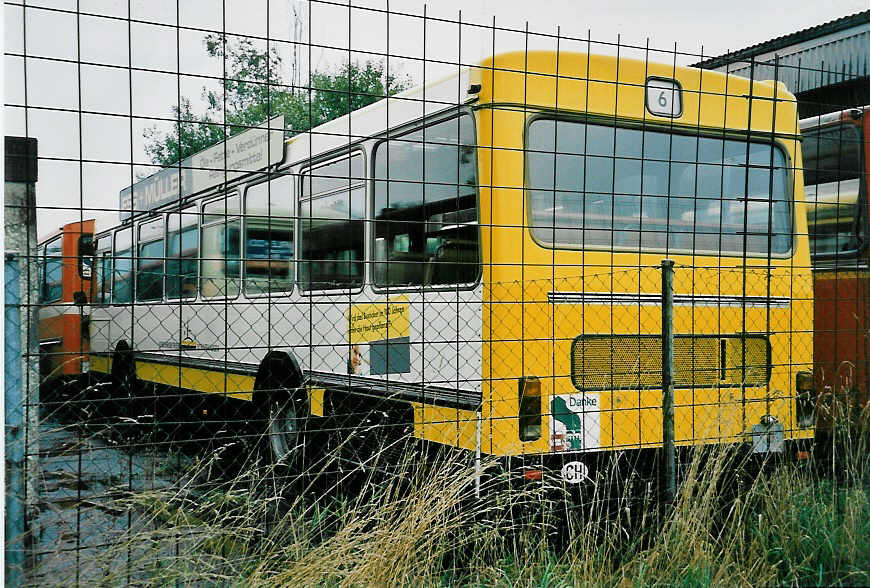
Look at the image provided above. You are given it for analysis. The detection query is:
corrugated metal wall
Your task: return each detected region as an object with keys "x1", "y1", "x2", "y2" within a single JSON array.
[{"x1": 712, "y1": 23, "x2": 870, "y2": 93}]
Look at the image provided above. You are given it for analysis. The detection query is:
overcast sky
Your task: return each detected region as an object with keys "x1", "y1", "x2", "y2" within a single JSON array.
[{"x1": 3, "y1": 0, "x2": 867, "y2": 234}]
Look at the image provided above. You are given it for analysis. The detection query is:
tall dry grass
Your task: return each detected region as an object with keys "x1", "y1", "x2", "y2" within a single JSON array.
[{"x1": 87, "y1": 414, "x2": 869, "y2": 587}]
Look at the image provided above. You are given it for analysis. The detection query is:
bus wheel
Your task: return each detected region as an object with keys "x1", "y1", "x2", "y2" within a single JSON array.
[
  {"x1": 254, "y1": 351, "x2": 307, "y2": 466},
  {"x1": 111, "y1": 340, "x2": 140, "y2": 426},
  {"x1": 268, "y1": 393, "x2": 306, "y2": 464}
]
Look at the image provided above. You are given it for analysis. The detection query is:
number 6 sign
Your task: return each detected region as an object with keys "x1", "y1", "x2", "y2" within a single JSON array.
[{"x1": 646, "y1": 77, "x2": 682, "y2": 117}]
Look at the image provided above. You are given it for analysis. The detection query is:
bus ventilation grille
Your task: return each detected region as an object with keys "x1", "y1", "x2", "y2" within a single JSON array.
[{"x1": 570, "y1": 334, "x2": 770, "y2": 391}]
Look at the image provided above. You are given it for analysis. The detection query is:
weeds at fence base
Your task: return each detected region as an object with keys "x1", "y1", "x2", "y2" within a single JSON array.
[{"x1": 65, "y1": 426, "x2": 868, "y2": 587}]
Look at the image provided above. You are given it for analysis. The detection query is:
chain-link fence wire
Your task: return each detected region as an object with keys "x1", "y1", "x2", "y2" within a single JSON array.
[{"x1": 5, "y1": 2, "x2": 869, "y2": 584}]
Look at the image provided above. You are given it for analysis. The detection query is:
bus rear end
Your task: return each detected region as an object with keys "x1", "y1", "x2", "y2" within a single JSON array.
[
  {"x1": 476, "y1": 52, "x2": 814, "y2": 482},
  {"x1": 38, "y1": 219, "x2": 95, "y2": 389},
  {"x1": 803, "y1": 106, "x2": 870, "y2": 430}
]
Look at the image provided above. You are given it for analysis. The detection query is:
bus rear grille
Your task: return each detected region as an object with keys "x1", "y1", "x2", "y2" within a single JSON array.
[{"x1": 570, "y1": 334, "x2": 769, "y2": 390}]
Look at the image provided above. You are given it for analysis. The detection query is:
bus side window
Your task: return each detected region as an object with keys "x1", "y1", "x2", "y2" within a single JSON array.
[
  {"x1": 94, "y1": 235, "x2": 112, "y2": 304},
  {"x1": 136, "y1": 217, "x2": 165, "y2": 302},
  {"x1": 299, "y1": 155, "x2": 365, "y2": 290},
  {"x1": 373, "y1": 114, "x2": 479, "y2": 287},
  {"x1": 113, "y1": 228, "x2": 133, "y2": 303},
  {"x1": 201, "y1": 194, "x2": 241, "y2": 298},
  {"x1": 244, "y1": 174, "x2": 294, "y2": 295},
  {"x1": 167, "y1": 207, "x2": 199, "y2": 299},
  {"x1": 43, "y1": 238, "x2": 63, "y2": 303}
]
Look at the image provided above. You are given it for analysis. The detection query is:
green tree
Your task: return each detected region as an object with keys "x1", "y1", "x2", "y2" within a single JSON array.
[
  {"x1": 145, "y1": 35, "x2": 410, "y2": 167},
  {"x1": 143, "y1": 97, "x2": 224, "y2": 167}
]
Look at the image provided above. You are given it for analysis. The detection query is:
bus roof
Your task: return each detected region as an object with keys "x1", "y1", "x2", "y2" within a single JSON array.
[
  {"x1": 799, "y1": 105, "x2": 869, "y2": 129},
  {"x1": 117, "y1": 50, "x2": 801, "y2": 223}
]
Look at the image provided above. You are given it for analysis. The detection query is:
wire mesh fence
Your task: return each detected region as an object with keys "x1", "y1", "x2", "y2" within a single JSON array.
[{"x1": 4, "y1": 2, "x2": 870, "y2": 585}]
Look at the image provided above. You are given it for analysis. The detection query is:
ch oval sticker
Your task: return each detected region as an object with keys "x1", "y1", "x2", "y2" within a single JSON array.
[{"x1": 561, "y1": 461, "x2": 589, "y2": 484}]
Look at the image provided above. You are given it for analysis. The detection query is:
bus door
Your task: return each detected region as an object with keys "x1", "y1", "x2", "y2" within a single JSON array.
[
  {"x1": 189, "y1": 194, "x2": 242, "y2": 368},
  {"x1": 238, "y1": 175, "x2": 295, "y2": 368},
  {"x1": 89, "y1": 234, "x2": 114, "y2": 360},
  {"x1": 298, "y1": 154, "x2": 367, "y2": 376}
]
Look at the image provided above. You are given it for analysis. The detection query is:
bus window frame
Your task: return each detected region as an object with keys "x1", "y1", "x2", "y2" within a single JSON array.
[
  {"x1": 297, "y1": 148, "x2": 367, "y2": 296},
  {"x1": 166, "y1": 205, "x2": 200, "y2": 301},
  {"x1": 369, "y1": 107, "x2": 482, "y2": 294},
  {"x1": 243, "y1": 171, "x2": 296, "y2": 298},
  {"x1": 804, "y1": 120, "x2": 868, "y2": 262},
  {"x1": 135, "y1": 215, "x2": 166, "y2": 304},
  {"x1": 93, "y1": 233, "x2": 113, "y2": 305},
  {"x1": 522, "y1": 112, "x2": 797, "y2": 260},
  {"x1": 199, "y1": 191, "x2": 242, "y2": 301}
]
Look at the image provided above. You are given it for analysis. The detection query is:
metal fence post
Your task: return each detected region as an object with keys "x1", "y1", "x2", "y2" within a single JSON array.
[
  {"x1": 661, "y1": 259, "x2": 676, "y2": 505},
  {"x1": 5, "y1": 136, "x2": 40, "y2": 582}
]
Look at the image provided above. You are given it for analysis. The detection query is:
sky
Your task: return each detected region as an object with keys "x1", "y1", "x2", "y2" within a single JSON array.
[{"x1": 3, "y1": 0, "x2": 868, "y2": 234}]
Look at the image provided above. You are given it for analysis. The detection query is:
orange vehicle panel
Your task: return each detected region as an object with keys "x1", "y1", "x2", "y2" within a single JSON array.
[
  {"x1": 813, "y1": 270, "x2": 870, "y2": 424},
  {"x1": 38, "y1": 219, "x2": 94, "y2": 383}
]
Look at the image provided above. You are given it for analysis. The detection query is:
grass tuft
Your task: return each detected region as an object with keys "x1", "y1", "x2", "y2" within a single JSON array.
[{"x1": 81, "y1": 405, "x2": 869, "y2": 587}]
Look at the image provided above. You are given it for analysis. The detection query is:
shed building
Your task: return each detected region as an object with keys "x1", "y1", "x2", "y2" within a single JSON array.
[{"x1": 694, "y1": 10, "x2": 870, "y2": 118}]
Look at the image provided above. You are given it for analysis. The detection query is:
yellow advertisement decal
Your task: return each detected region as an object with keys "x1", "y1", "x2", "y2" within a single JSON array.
[{"x1": 347, "y1": 296, "x2": 410, "y2": 343}]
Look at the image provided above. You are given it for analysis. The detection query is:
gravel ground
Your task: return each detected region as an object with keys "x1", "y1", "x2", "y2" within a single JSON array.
[{"x1": 27, "y1": 416, "x2": 199, "y2": 586}]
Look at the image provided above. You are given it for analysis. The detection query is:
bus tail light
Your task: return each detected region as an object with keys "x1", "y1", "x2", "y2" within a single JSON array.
[
  {"x1": 796, "y1": 371, "x2": 814, "y2": 429},
  {"x1": 518, "y1": 376, "x2": 542, "y2": 441}
]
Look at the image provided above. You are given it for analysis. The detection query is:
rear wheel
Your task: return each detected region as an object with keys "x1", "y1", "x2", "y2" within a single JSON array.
[
  {"x1": 254, "y1": 351, "x2": 307, "y2": 467},
  {"x1": 268, "y1": 394, "x2": 305, "y2": 464}
]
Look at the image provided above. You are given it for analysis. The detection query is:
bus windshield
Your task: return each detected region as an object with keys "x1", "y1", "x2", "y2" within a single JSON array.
[
  {"x1": 803, "y1": 123, "x2": 865, "y2": 257},
  {"x1": 527, "y1": 120, "x2": 793, "y2": 256}
]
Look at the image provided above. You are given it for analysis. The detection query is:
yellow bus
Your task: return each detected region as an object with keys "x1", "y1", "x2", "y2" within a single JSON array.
[{"x1": 88, "y1": 50, "x2": 814, "y2": 485}]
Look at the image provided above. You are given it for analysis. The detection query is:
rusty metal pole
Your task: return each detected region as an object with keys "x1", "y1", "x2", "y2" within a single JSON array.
[{"x1": 661, "y1": 259, "x2": 676, "y2": 506}]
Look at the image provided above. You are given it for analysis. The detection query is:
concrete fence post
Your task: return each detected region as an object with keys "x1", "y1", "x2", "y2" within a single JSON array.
[{"x1": 5, "y1": 136, "x2": 40, "y2": 582}]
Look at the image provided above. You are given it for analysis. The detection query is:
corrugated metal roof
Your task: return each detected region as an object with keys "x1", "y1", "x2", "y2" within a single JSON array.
[{"x1": 693, "y1": 10, "x2": 870, "y2": 94}]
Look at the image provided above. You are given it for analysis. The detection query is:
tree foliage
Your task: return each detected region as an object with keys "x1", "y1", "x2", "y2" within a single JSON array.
[{"x1": 144, "y1": 35, "x2": 410, "y2": 167}]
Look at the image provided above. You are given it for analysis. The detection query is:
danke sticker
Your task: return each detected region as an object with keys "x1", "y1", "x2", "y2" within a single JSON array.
[{"x1": 550, "y1": 393, "x2": 601, "y2": 452}]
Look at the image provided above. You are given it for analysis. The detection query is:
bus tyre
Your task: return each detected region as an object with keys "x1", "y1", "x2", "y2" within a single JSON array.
[
  {"x1": 268, "y1": 392, "x2": 307, "y2": 465},
  {"x1": 110, "y1": 340, "x2": 140, "y2": 427},
  {"x1": 254, "y1": 351, "x2": 307, "y2": 467}
]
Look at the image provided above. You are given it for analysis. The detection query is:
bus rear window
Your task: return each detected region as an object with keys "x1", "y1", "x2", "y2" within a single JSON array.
[{"x1": 526, "y1": 120, "x2": 792, "y2": 256}]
